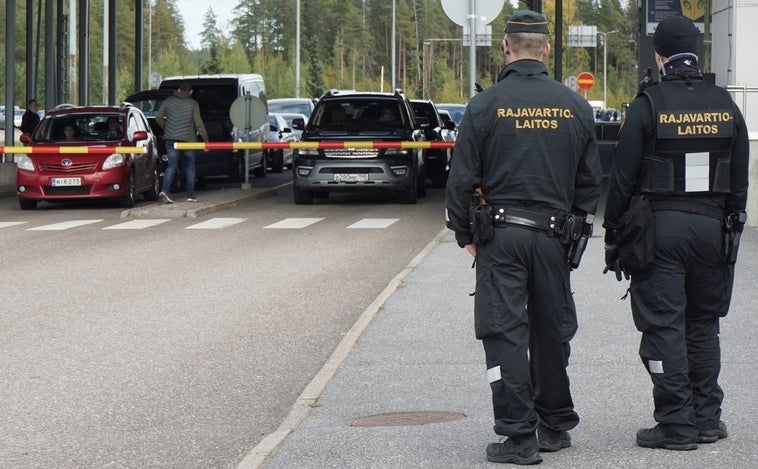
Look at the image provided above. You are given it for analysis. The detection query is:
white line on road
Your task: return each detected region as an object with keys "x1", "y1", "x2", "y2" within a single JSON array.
[
  {"x1": 264, "y1": 218, "x2": 324, "y2": 229},
  {"x1": 27, "y1": 220, "x2": 104, "y2": 231},
  {"x1": 347, "y1": 218, "x2": 399, "y2": 229},
  {"x1": 185, "y1": 218, "x2": 247, "y2": 229},
  {"x1": 0, "y1": 222, "x2": 27, "y2": 228},
  {"x1": 103, "y1": 219, "x2": 171, "y2": 230}
]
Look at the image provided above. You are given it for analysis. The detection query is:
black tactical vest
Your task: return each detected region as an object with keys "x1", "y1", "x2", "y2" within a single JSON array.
[{"x1": 640, "y1": 81, "x2": 735, "y2": 194}]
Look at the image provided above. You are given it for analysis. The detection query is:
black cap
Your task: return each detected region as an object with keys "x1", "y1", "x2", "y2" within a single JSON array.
[
  {"x1": 653, "y1": 16, "x2": 699, "y2": 57},
  {"x1": 504, "y1": 10, "x2": 549, "y2": 35}
]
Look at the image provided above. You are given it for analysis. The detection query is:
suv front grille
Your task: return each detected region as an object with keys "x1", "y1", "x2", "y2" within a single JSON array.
[
  {"x1": 324, "y1": 149, "x2": 379, "y2": 159},
  {"x1": 319, "y1": 167, "x2": 383, "y2": 174}
]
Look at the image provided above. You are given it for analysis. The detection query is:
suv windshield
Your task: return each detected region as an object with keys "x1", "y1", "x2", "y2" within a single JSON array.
[{"x1": 310, "y1": 99, "x2": 407, "y2": 130}]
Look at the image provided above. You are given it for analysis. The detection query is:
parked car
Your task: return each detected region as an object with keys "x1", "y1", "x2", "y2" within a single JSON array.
[
  {"x1": 410, "y1": 99, "x2": 455, "y2": 188},
  {"x1": 277, "y1": 112, "x2": 308, "y2": 139},
  {"x1": 293, "y1": 89, "x2": 427, "y2": 204},
  {"x1": 435, "y1": 103, "x2": 466, "y2": 127},
  {"x1": 268, "y1": 98, "x2": 317, "y2": 119},
  {"x1": 16, "y1": 103, "x2": 160, "y2": 209},
  {"x1": 266, "y1": 113, "x2": 297, "y2": 172}
]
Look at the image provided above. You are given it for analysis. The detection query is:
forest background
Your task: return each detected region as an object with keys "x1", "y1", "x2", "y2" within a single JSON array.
[{"x1": 0, "y1": 0, "x2": 646, "y2": 111}]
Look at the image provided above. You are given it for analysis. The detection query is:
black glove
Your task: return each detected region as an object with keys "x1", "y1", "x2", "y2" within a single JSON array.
[{"x1": 603, "y1": 243, "x2": 630, "y2": 281}]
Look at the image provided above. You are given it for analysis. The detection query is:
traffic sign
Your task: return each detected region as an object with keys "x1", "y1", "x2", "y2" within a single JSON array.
[{"x1": 577, "y1": 72, "x2": 595, "y2": 91}]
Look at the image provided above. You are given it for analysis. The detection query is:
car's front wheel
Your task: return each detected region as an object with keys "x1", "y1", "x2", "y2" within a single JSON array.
[
  {"x1": 270, "y1": 150, "x2": 284, "y2": 173},
  {"x1": 294, "y1": 187, "x2": 314, "y2": 204},
  {"x1": 19, "y1": 198, "x2": 38, "y2": 210},
  {"x1": 144, "y1": 168, "x2": 160, "y2": 201},
  {"x1": 397, "y1": 167, "x2": 418, "y2": 204},
  {"x1": 120, "y1": 170, "x2": 137, "y2": 208}
]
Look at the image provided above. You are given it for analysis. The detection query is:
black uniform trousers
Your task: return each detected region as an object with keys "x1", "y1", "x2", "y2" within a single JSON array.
[
  {"x1": 475, "y1": 225, "x2": 580, "y2": 437},
  {"x1": 630, "y1": 209, "x2": 732, "y2": 438}
]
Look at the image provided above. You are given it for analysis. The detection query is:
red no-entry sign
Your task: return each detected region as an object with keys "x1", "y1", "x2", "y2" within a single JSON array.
[{"x1": 577, "y1": 72, "x2": 595, "y2": 91}]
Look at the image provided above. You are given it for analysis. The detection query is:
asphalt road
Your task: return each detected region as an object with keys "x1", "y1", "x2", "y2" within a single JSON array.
[{"x1": 0, "y1": 174, "x2": 448, "y2": 468}]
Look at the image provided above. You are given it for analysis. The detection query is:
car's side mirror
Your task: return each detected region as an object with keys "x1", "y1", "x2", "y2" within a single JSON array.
[
  {"x1": 292, "y1": 118, "x2": 305, "y2": 130},
  {"x1": 19, "y1": 133, "x2": 32, "y2": 144},
  {"x1": 132, "y1": 130, "x2": 148, "y2": 142}
]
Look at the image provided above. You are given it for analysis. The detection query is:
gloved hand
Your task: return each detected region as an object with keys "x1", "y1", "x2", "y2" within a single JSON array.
[{"x1": 603, "y1": 243, "x2": 630, "y2": 281}]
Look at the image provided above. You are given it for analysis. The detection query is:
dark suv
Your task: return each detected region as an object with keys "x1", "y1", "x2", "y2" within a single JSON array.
[{"x1": 292, "y1": 89, "x2": 427, "y2": 204}]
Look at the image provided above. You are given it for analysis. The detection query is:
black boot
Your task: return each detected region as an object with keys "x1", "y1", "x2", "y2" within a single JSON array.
[
  {"x1": 538, "y1": 426, "x2": 571, "y2": 452},
  {"x1": 636, "y1": 425, "x2": 697, "y2": 451},
  {"x1": 698, "y1": 420, "x2": 728, "y2": 443},
  {"x1": 486, "y1": 434, "x2": 542, "y2": 465}
]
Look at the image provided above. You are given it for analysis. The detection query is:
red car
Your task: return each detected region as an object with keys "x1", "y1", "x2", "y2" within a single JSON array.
[{"x1": 16, "y1": 104, "x2": 160, "y2": 210}]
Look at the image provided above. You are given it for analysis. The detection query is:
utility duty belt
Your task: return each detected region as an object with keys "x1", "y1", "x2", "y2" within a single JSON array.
[
  {"x1": 649, "y1": 199, "x2": 724, "y2": 220},
  {"x1": 491, "y1": 207, "x2": 566, "y2": 236}
]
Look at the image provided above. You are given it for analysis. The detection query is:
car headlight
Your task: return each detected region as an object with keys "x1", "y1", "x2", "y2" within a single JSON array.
[
  {"x1": 298, "y1": 148, "x2": 319, "y2": 156},
  {"x1": 102, "y1": 153, "x2": 125, "y2": 170},
  {"x1": 16, "y1": 154, "x2": 35, "y2": 172}
]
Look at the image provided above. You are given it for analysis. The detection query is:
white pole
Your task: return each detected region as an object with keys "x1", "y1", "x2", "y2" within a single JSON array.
[
  {"x1": 295, "y1": 0, "x2": 300, "y2": 98},
  {"x1": 469, "y1": 0, "x2": 476, "y2": 98},
  {"x1": 69, "y1": 0, "x2": 77, "y2": 103},
  {"x1": 391, "y1": 0, "x2": 396, "y2": 90},
  {"x1": 103, "y1": 0, "x2": 108, "y2": 104}
]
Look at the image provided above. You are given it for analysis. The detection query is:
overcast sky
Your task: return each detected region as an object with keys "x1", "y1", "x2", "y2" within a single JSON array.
[{"x1": 179, "y1": 2, "x2": 235, "y2": 49}]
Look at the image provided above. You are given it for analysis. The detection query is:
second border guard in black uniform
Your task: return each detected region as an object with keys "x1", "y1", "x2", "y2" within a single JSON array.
[
  {"x1": 445, "y1": 10, "x2": 601, "y2": 465},
  {"x1": 603, "y1": 15, "x2": 749, "y2": 451}
]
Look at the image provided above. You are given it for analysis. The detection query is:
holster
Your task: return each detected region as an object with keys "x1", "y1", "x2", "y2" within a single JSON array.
[
  {"x1": 470, "y1": 204, "x2": 495, "y2": 245},
  {"x1": 724, "y1": 210, "x2": 747, "y2": 265},
  {"x1": 565, "y1": 214, "x2": 593, "y2": 269}
]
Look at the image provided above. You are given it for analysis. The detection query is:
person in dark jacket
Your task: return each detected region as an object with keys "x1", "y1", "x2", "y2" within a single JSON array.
[
  {"x1": 603, "y1": 15, "x2": 749, "y2": 451},
  {"x1": 445, "y1": 10, "x2": 601, "y2": 465},
  {"x1": 156, "y1": 80, "x2": 209, "y2": 203},
  {"x1": 20, "y1": 99, "x2": 41, "y2": 135}
]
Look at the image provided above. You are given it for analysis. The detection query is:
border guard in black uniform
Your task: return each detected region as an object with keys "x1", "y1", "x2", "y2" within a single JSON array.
[
  {"x1": 445, "y1": 10, "x2": 601, "y2": 465},
  {"x1": 603, "y1": 15, "x2": 749, "y2": 451}
]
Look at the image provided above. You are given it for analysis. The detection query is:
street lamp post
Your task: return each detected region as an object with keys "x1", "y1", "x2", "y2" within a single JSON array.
[{"x1": 599, "y1": 30, "x2": 618, "y2": 111}]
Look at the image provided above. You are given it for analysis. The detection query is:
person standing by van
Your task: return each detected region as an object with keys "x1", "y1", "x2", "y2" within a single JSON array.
[{"x1": 156, "y1": 80, "x2": 209, "y2": 203}]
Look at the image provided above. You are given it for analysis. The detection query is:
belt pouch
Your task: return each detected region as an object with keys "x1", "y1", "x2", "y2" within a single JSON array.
[
  {"x1": 471, "y1": 205, "x2": 495, "y2": 245},
  {"x1": 615, "y1": 195, "x2": 655, "y2": 272}
]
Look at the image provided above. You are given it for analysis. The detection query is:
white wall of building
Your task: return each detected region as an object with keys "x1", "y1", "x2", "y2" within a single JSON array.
[{"x1": 712, "y1": 0, "x2": 758, "y2": 224}]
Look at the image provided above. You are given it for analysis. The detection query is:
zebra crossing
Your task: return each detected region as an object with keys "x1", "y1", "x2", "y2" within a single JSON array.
[{"x1": 1, "y1": 217, "x2": 400, "y2": 232}]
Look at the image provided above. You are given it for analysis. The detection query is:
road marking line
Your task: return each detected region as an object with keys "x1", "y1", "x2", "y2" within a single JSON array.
[
  {"x1": 264, "y1": 218, "x2": 324, "y2": 229},
  {"x1": 103, "y1": 219, "x2": 171, "y2": 230},
  {"x1": 347, "y1": 218, "x2": 399, "y2": 229},
  {"x1": 0, "y1": 222, "x2": 27, "y2": 228},
  {"x1": 185, "y1": 217, "x2": 247, "y2": 229},
  {"x1": 27, "y1": 219, "x2": 104, "y2": 231}
]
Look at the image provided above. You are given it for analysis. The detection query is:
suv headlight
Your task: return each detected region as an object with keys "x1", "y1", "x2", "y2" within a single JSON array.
[
  {"x1": 298, "y1": 148, "x2": 319, "y2": 156},
  {"x1": 16, "y1": 154, "x2": 35, "y2": 172},
  {"x1": 102, "y1": 153, "x2": 125, "y2": 170}
]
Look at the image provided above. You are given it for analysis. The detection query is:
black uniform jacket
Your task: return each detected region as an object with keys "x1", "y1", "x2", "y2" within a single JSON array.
[
  {"x1": 446, "y1": 59, "x2": 602, "y2": 247},
  {"x1": 603, "y1": 76, "x2": 749, "y2": 233}
]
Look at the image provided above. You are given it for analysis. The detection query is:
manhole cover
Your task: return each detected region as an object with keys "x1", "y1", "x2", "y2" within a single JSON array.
[{"x1": 349, "y1": 411, "x2": 466, "y2": 427}]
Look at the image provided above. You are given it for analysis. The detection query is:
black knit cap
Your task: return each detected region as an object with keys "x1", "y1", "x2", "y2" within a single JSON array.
[
  {"x1": 504, "y1": 10, "x2": 549, "y2": 35},
  {"x1": 653, "y1": 15, "x2": 699, "y2": 57}
]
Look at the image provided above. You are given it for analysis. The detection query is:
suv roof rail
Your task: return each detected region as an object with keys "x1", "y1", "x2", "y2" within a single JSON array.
[{"x1": 53, "y1": 103, "x2": 78, "y2": 110}]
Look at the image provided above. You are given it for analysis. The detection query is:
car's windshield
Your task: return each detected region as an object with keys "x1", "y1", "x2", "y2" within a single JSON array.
[
  {"x1": 269, "y1": 101, "x2": 312, "y2": 117},
  {"x1": 312, "y1": 100, "x2": 406, "y2": 130},
  {"x1": 34, "y1": 114, "x2": 123, "y2": 142}
]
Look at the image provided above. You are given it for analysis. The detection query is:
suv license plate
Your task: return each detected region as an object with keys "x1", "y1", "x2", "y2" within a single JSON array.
[
  {"x1": 333, "y1": 174, "x2": 368, "y2": 182},
  {"x1": 51, "y1": 177, "x2": 82, "y2": 187}
]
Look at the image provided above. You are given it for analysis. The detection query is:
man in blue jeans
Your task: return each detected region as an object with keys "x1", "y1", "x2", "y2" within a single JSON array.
[{"x1": 156, "y1": 80, "x2": 209, "y2": 203}]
